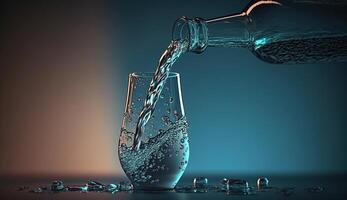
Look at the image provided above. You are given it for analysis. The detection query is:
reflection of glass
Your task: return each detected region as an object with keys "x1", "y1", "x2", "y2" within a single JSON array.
[{"x1": 118, "y1": 72, "x2": 189, "y2": 190}]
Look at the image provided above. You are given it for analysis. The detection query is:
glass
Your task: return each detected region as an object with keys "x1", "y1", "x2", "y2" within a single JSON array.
[
  {"x1": 118, "y1": 72, "x2": 189, "y2": 190},
  {"x1": 172, "y1": 0, "x2": 347, "y2": 64}
]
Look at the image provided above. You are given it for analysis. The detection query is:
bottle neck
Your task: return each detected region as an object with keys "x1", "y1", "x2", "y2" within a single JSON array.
[{"x1": 172, "y1": 14, "x2": 250, "y2": 53}]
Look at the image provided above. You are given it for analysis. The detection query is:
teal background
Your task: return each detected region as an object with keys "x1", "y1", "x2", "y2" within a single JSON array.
[
  {"x1": 109, "y1": 0, "x2": 347, "y2": 175},
  {"x1": 1, "y1": 0, "x2": 346, "y2": 176}
]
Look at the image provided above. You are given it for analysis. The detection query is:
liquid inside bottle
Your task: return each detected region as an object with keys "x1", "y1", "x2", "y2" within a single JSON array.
[{"x1": 172, "y1": 0, "x2": 347, "y2": 64}]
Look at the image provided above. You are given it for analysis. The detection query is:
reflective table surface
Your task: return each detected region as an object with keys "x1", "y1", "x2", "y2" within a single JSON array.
[{"x1": 1, "y1": 174, "x2": 346, "y2": 200}]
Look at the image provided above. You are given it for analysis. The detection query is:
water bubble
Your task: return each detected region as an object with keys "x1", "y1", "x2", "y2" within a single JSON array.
[
  {"x1": 137, "y1": 97, "x2": 141, "y2": 101},
  {"x1": 51, "y1": 180, "x2": 65, "y2": 191},
  {"x1": 193, "y1": 177, "x2": 208, "y2": 189},
  {"x1": 169, "y1": 97, "x2": 174, "y2": 103},
  {"x1": 119, "y1": 181, "x2": 133, "y2": 191},
  {"x1": 257, "y1": 177, "x2": 269, "y2": 190},
  {"x1": 161, "y1": 116, "x2": 171, "y2": 125},
  {"x1": 226, "y1": 179, "x2": 249, "y2": 194}
]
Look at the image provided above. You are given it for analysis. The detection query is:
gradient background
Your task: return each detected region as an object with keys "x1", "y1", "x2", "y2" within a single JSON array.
[{"x1": 1, "y1": 0, "x2": 346, "y2": 177}]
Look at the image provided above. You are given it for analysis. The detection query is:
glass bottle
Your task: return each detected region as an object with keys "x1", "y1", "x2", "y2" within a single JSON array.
[{"x1": 172, "y1": 0, "x2": 347, "y2": 64}]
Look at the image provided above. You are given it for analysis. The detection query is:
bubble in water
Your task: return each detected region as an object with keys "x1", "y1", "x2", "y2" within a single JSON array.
[
  {"x1": 226, "y1": 179, "x2": 249, "y2": 194},
  {"x1": 193, "y1": 177, "x2": 208, "y2": 189},
  {"x1": 169, "y1": 97, "x2": 174, "y2": 103},
  {"x1": 137, "y1": 97, "x2": 141, "y2": 101},
  {"x1": 257, "y1": 177, "x2": 269, "y2": 190},
  {"x1": 161, "y1": 116, "x2": 171, "y2": 125}
]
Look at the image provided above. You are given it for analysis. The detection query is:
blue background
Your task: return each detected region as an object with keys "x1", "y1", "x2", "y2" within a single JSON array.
[
  {"x1": 1, "y1": 0, "x2": 346, "y2": 176},
  {"x1": 109, "y1": 0, "x2": 347, "y2": 175}
]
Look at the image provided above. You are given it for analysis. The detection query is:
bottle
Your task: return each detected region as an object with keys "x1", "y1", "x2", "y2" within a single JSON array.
[{"x1": 172, "y1": 0, "x2": 347, "y2": 64}]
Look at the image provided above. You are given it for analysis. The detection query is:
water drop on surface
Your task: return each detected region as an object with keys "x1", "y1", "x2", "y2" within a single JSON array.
[
  {"x1": 226, "y1": 179, "x2": 249, "y2": 194},
  {"x1": 193, "y1": 177, "x2": 208, "y2": 189},
  {"x1": 51, "y1": 180, "x2": 65, "y2": 191},
  {"x1": 257, "y1": 177, "x2": 269, "y2": 190}
]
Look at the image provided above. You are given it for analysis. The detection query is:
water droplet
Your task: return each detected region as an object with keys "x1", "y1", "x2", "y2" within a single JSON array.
[
  {"x1": 87, "y1": 180, "x2": 105, "y2": 191},
  {"x1": 119, "y1": 181, "x2": 133, "y2": 191},
  {"x1": 257, "y1": 177, "x2": 269, "y2": 190},
  {"x1": 105, "y1": 184, "x2": 119, "y2": 193},
  {"x1": 51, "y1": 180, "x2": 65, "y2": 191},
  {"x1": 193, "y1": 177, "x2": 208, "y2": 189},
  {"x1": 226, "y1": 179, "x2": 249, "y2": 194}
]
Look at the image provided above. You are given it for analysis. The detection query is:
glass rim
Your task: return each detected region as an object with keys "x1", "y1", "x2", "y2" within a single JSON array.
[{"x1": 130, "y1": 72, "x2": 180, "y2": 78}]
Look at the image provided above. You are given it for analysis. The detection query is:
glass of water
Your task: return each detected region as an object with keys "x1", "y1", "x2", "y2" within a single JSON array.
[{"x1": 118, "y1": 72, "x2": 189, "y2": 190}]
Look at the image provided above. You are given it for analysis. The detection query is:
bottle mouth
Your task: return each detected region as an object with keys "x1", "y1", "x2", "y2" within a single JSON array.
[
  {"x1": 172, "y1": 16, "x2": 191, "y2": 42},
  {"x1": 172, "y1": 16, "x2": 208, "y2": 54}
]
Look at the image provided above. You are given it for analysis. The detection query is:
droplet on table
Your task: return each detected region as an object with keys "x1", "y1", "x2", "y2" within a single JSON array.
[
  {"x1": 119, "y1": 181, "x2": 133, "y2": 191},
  {"x1": 257, "y1": 177, "x2": 269, "y2": 190},
  {"x1": 226, "y1": 179, "x2": 249, "y2": 194},
  {"x1": 193, "y1": 177, "x2": 208, "y2": 189},
  {"x1": 106, "y1": 183, "x2": 120, "y2": 193},
  {"x1": 51, "y1": 180, "x2": 65, "y2": 191},
  {"x1": 87, "y1": 180, "x2": 105, "y2": 191}
]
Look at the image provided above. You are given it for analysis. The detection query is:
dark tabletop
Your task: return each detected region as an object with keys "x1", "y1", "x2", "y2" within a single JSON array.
[{"x1": 1, "y1": 174, "x2": 346, "y2": 200}]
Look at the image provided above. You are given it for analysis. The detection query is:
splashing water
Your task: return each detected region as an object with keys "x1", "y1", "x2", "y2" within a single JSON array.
[
  {"x1": 119, "y1": 117, "x2": 189, "y2": 188},
  {"x1": 132, "y1": 40, "x2": 188, "y2": 150}
]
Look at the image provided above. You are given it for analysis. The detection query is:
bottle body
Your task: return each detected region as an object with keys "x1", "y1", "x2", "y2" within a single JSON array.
[{"x1": 172, "y1": 0, "x2": 347, "y2": 64}]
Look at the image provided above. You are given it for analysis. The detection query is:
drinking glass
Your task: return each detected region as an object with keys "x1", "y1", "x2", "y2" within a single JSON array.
[{"x1": 118, "y1": 72, "x2": 189, "y2": 190}]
